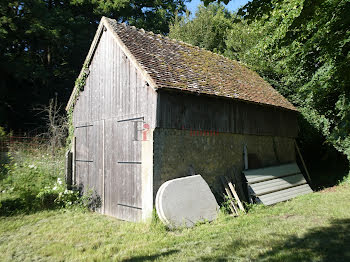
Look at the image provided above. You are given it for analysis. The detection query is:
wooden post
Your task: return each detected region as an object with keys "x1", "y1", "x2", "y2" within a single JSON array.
[
  {"x1": 243, "y1": 144, "x2": 252, "y2": 203},
  {"x1": 65, "y1": 151, "x2": 73, "y2": 190},
  {"x1": 220, "y1": 176, "x2": 238, "y2": 216},
  {"x1": 72, "y1": 137, "x2": 76, "y2": 186},
  {"x1": 294, "y1": 140, "x2": 312, "y2": 183},
  {"x1": 243, "y1": 144, "x2": 248, "y2": 170},
  {"x1": 225, "y1": 176, "x2": 246, "y2": 213}
]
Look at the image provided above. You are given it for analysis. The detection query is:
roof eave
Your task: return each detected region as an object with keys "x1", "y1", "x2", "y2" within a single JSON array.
[
  {"x1": 157, "y1": 87, "x2": 299, "y2": 112},
  {"x1": 65, "y1": 20, "x2": 104, "y2": 111},
  {"x1": 65, "y1": 17, "x2": 158, "y2": 112}
]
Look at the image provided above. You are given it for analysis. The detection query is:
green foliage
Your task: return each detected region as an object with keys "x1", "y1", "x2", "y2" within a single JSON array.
[
  {"x1": 169, "y1": 3, "x2": 233, "y2": 54},
  {"x1": 0, "y1": 145, "x2": 86, "y2": 215},
  {"x1": 339, "y1": 174, "x2": 350, "y2": 185},
  {"x1": 219, "y1": 195, "x2": 233, "y2": 214},
  {"x1": 36, "y1": 178, "x2": 81, "y2": 209},
  {"x1": 0, "y1": 126, "x2": 6, "y2": 138},
  {"x1": 170, "y1": 0, "x2": 350, "y2": 172},
  {"x1": 236, "y1": 0, "x2": 350, "y2": 164},
  {"x1": 66, "y1": 60, "x2": 90, "y2": 150},
  {"x1": 0, "y1": 0, "x2": 187, "y2": 131}
]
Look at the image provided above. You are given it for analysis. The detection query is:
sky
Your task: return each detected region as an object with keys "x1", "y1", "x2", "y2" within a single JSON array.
[{"x1": 186, "y1": 0, "x2": 250, "y2": 17}]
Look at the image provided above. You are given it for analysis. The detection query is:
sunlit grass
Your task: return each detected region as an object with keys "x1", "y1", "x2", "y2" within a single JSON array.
[{"x1": 1, "y1": 184, "x2": 349, "y2": 261}]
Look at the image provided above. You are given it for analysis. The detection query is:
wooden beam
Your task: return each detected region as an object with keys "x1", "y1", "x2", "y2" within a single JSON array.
[
  {"x1": 225, "y1": 176, "x2": 246, "y2": 213},
  {"x1": 294, "y1": 140, "x2": 312, "y2": 183},
  {"x1": 66, "y1": 22, "x2": 105, "y2": 111},
  {"x1": 72, "y1": 136, "x2": 76, "y2": 185},
  {"x1": 243, "y1": 144, "x2": 248, "y2": 170},
  {"x1": 220, "y1": 176, "x2": 238, "y2": 216},
  {"x1": 65, "y1": 151, "x2": 73, "y2": 190}
]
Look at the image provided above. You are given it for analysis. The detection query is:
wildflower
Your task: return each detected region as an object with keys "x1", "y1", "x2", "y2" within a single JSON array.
[{"x1": 57, "y1": 178, "x2": 62, "y2": 185}]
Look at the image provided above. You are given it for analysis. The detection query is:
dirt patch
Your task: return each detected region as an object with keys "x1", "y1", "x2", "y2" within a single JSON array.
[
  {"x1": 280, "y1": 214, "x2": 296, "y2": 219},
  {"x1": 320, "y1": 186, "x2": 339, "y2": 193}
]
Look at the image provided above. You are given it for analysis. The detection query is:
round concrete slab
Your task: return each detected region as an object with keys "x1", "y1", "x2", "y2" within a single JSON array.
[{"x1": 155, "y1": 175, "x2": 219, "y2": 228}]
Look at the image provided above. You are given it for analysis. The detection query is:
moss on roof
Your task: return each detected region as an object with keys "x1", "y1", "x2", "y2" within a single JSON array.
[{"x1": 106, "y1": 18, "x2": 297, "y2": 111}]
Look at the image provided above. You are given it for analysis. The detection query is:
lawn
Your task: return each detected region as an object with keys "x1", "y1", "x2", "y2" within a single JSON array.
[{"x1": 1, "y1": 184, "x2": 350, "y2": 262}]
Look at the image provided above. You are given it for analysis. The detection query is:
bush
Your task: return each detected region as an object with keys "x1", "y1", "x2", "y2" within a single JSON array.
[
  {"x1": 0, "y1": 126, "x2": 6, "y2": 138},
  {"x1": 36, "y1": 178, "x2": 81, "y2": 209},
  {"x1": 0, "y1": 144, "x2": 86, "y2": 215}
]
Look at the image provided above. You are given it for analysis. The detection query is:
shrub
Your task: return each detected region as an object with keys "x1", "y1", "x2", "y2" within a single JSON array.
[
  {"x1": 0, "y1": 144, "x2": 88, "y2": 215},
  {"x1": 36, "y1": 178, "x2": 81, "y2": 209}
]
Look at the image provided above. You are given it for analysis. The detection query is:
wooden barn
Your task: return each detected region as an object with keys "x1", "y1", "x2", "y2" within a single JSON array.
[{"x1": 66, "y1": 17, "x2": 299, "y2": 222}]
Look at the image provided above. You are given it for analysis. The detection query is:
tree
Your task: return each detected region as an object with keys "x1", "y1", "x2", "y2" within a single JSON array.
[
  {"x1": 0, "y1": 0, "x2": 186, "y2": 131},
  {"x1": 169, "y1": 0, "x2": 350, "y2": 181},
  {"x1": 228, "y1": 0, "x2": 350, "y2": 163},
  {"x1": 169, "y1": 3, "x2": 232, "y2": 54}
]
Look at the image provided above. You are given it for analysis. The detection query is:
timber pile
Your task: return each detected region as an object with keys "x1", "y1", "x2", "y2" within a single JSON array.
[{"x1": 220, "y1": 176, "x2": 246, "y2": 216}]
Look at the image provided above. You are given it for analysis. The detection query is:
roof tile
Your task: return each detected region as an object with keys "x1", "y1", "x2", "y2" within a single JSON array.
[{"x1": 106, "y1": 18, "x2": 297, "y2": 111}]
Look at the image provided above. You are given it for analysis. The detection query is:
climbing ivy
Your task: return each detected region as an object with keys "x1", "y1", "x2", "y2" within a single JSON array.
[{"x1": 66, "y1": 61, "x2": 90, "y2": 151}]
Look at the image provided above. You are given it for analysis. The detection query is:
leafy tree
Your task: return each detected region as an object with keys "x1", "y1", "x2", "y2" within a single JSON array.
[
  {"x1": 229, "y1": 0, "x2": 350, "y2": 163},
  {"x1": 169, "y1": 3, "x2": 232, "y2": 54},
  {"x1": 0, "y1": 0, "x2": 186, "y2": 131},
  {"x1": 170, "y1": 0, "x2": 350, "y2": 181}
]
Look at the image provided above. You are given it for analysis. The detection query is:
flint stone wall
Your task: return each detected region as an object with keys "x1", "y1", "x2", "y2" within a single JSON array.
[{"x1": 153, "y1": 128, "x2": 296, "y2": 201}]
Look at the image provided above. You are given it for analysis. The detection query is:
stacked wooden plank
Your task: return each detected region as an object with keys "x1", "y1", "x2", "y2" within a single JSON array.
[
  {"x1": 220, "y1": 176, "x2": 246, "y2": 216},
  {"x1": 243, "y1": 163, "x2": 312, "y2": 206}
]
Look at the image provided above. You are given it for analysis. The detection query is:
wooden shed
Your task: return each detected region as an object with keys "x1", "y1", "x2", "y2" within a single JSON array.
[{"x1": 66, "y1": 17, "x2": 299, "y2": 222}]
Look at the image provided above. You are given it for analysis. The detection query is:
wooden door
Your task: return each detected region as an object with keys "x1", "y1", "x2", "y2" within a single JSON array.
[
  {"x1": 74, "y1": 122, "x2": 103, "y2": 211},
  {"x1": 75, "y1": 123, "x2": 94, "y2": 192},
  {"x1": 104, "y1": 117, "x2": 143, "y2": 221}
]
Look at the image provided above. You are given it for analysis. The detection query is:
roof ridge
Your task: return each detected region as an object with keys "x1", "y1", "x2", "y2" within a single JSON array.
[
  {"x1": 103, "y1": 17, "x2": 297, "y2": 111},
  {"x1": 105, "y1": 17, "x2": 239, "y2": 62},
  {"x1": 107, "y1": 17, "x2": 239, "y2": 65},
  {"x1": 106, "y1": 18, "x2": 206, "y2": 49}
]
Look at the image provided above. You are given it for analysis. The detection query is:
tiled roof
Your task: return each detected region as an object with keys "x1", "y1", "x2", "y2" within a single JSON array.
[{"x1": 105, "y1": 18, "x2": 297, "y2": 111}]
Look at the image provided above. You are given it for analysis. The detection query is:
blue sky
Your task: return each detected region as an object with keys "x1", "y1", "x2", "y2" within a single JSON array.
[{"x1": 186, "y1": 0, "x2": 250, "y2": 16}]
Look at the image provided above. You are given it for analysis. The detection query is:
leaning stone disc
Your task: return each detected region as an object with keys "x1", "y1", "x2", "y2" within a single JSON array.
[{"x1": 155, "y1": 175, "x2": 219, "y2": 228}]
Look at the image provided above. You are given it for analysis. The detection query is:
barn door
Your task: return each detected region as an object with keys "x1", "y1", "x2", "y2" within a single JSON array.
[
  {"x1": 74, "y1": 122, "x2": 103, "y2": 211},
  {"x1": 104, "y1": 117, "x2": 143, "y2": 222},
  {"x1": 75, "y1": 123, "x2": 94, "y2": 191}
]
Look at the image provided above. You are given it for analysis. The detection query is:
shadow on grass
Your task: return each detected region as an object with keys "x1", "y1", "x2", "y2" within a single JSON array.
[
  {"x1": 121, "y1": 249, "x2": 179, "y2": 262},
  {"x1": 257, "y1": 218, "x2": 350, "y2": 262},
  {"x1": 0, "y1": 194, "x2": 58, "y2": 216},
  {"x1": 0, "y1": 196, "x2": 34, "y2": 216},
  {"x1": 196, "y1": 219, "x2": 350, "y2": 261}
]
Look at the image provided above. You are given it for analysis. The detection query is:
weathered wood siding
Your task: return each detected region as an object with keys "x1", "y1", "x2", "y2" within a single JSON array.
[
  {"x1": 157, "y1": 90, "x2": 298, "y2": 138},
  {"x1": 73, "y1": 28, "x2": 157, "y2": 221}
]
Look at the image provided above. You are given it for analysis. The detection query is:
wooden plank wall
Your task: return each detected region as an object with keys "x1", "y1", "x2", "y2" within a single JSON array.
[
  {"x1": 157, "y1": 90, "x2": 298, "y2": 138},
  {"x1": 72, "y1": 29, "x2": 157, "y2": 221}
]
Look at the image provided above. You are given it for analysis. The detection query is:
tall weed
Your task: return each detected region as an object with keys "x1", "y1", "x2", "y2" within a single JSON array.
[{"x1": 0, "y1": 143, "x2": 82, "y2": 215}]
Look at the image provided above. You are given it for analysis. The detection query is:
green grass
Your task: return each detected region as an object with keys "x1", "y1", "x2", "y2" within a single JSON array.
[{"x1": 1, "y1": 184, "x2": 350, "y2": 261}]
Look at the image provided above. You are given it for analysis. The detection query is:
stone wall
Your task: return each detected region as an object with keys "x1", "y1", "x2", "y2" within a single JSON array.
[{"x1": 153, "y1": 128, "x2": 296, "y2": 202}]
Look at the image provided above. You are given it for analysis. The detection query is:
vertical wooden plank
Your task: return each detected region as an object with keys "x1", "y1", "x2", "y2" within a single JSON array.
[
  {"x1": 72, "y1": 28, "x2": 158, "y2": 221},
  {"x1": 102, "y1": 119, "x2": 105, "y2": 214}
]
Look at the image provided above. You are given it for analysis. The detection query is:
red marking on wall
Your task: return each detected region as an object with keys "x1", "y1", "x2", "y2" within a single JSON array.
[{"x1": 143, "y1": 123, "x2": 150, "y2": 141}]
